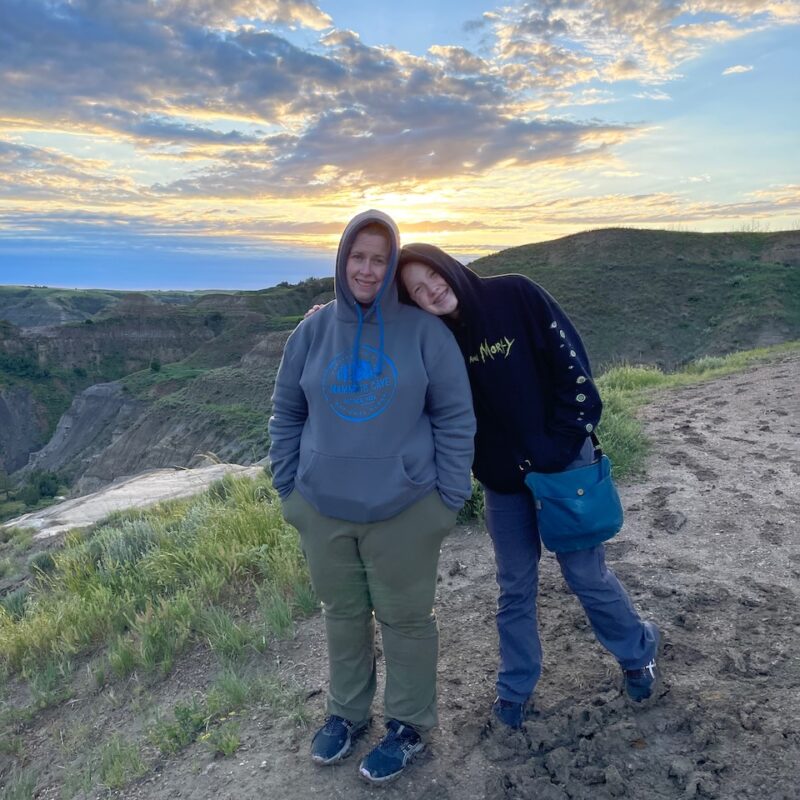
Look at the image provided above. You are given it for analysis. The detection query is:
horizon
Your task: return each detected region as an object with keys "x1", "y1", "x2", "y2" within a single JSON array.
[
  {"x1": 0, "y1": 226, "x2": 800, "y2": 294},
  {"x1": 1, "y1": 1, "x2": 798, "y2": 290}
]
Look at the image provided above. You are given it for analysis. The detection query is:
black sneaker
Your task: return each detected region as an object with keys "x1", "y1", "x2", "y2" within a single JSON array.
[
  {"x1": 624, "y1": 624, "x2": 664, "y2": 703},
  {"x1": 623, "y1": 657, "x2": 659, "y2": 702},
  {"x1": 491, "y1": 697, "x2": 525, "y2": 729},
  {"x1": 358, "y1": 719, "x2": 425, "y2": 784},
  {"x1": 310, "y1": 715, "x2": 369, "y2": 765}
]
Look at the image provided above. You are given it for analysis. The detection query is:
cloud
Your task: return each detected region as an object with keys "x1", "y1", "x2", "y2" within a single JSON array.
[
  {"x1": 484, "y1": 1, "x2": 797, "y2": 87},
  {"x1": 722, "y1": 64, "x2": 754, "y2": 75},
  {"x1": 155, "y1": 107, "x2": 636, "y2": 199},
  {"x1": 0, "y1": 2, "x2": 345, "y2": 128},
  {"x1": 0, "y1": 139, "x2": 140, "y2": 201},
  {"x1": 1, "y1": 0, "x2": 798, "y2": 254},
  {"x1": 634, "y1": 89, "x2": 672, "y2": 101}
]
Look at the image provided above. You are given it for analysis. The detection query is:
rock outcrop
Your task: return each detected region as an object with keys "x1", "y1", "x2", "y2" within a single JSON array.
[
  {"x1": 0, "y1": 386, "x2": 47, "y2": 472},
  {"x1": 23, "y1": 382, "x2": 144, "y2": 486}
]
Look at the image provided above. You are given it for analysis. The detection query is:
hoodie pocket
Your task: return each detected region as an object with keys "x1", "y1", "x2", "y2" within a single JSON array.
[{"x1": 296, "y1": 451, "x2": 433, "y2": 523}]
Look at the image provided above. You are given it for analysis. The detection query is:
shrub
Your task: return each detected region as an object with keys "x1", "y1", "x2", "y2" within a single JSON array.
[
  {"x1": 457, "y1": 478, "x2": 485, "y2": 524},
  {"x1": 202, "y1": 721, "x2": 240, "y2": 757},
  {"x1": 1, "y1": 587, "x2": 29, "y2": 620},
  {"x1": 29, "y1": 552, "x2": 56, "y2": 576},
  {"x1": 97, "y1": 735, "x2": 147, "y2": 790}
]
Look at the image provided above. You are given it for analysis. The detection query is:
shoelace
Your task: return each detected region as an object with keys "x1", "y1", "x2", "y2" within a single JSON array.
[
  {"x1": 323, "y1": 715, "x2": 349, "y2": 734},
  {"x1": 381, "y1": 724, "x2": 418, "y2": 751}
]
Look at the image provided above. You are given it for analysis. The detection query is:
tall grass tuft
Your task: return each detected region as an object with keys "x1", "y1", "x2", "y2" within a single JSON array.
[
  {"x1": 199, "y1": 606, "x2": 262, "y2": 661},
  {"x1": 97, "y1": 734, "x2": 147, "y2": 790},
  {"x1": 0, "y1": 768, "x2": 36, "y2": 800},
  {"x1": 0, "y1": 587, "x2": 29, "y2": 621}
]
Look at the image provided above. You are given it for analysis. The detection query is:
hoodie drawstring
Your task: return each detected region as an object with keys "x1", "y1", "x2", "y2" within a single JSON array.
[
  {"x1": 375, "y1": 303, "x2": 385, "y2": 376},
  {"x1": 351, "y1": 302, "x2": 364, "y2": 392},
  {"x1": 350, "y1": 300, "x2": 385, "y2": 391}
]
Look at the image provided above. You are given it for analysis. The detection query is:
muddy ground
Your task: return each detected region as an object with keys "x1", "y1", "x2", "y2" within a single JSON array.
[{"x1": 5, "y1": 354, "x2": 800, "y2": 799}]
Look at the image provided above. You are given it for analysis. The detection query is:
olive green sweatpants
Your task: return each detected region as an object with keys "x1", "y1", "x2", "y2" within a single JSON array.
[{"x1": 281, "y1": 489, "x2": 456, "y2": 733}]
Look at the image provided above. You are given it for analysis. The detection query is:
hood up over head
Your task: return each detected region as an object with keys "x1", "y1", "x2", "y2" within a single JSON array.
[
  {"x1": 335, "y1": 209, "x2": 401, "y2": 389},
  {"x1": 398, "y1": 243, "x2": 483, "y2": 325}
]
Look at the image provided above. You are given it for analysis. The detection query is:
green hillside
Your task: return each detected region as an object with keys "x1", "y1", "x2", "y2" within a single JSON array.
[
  {"x1": 0, "y1": 286, "x2": 201, "y2": 329},
  {"x1": 470, "y1": 228, "x2": 800, "y2": 368}
]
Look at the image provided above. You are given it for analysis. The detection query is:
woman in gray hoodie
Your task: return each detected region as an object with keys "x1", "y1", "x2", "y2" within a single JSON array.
[{"x1": 269, "y1": 210, "x2": 475, "y2": 784}]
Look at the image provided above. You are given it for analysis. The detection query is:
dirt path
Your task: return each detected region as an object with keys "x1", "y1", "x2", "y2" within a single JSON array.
[{"x1": 12, "y1": 355, "x2": 800, "y2": 800}]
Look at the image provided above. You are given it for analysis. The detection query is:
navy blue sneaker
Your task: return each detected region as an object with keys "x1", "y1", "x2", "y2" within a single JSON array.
[
  {"x1": 491, "y1": 697, "x2": 525, "y2": 729},
  {"x1": 624, "y1": 623, "x2": 663, "y2": 703},
  {"x1": 310, "y1": 715, "x2": 369, "y2": 765},
  {"x1": 358, "y1": 719, "x2": 425, "y2": 784},
  {"x1": 624, "y1": 657, "x2": 659, "y2": 702}
]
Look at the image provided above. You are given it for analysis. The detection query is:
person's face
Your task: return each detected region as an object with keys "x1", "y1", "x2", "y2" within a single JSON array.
[
  {"x1": 346, "y1": 231, "x2": 390, "y2": 305},
  {"x1": 401, "y1": 261, "x2": 459, "y2": 317}
]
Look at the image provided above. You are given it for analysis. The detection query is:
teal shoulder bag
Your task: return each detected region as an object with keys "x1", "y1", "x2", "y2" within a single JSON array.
[{"x1": 522, "y1": 436, "x2": 624, "y2": 553}]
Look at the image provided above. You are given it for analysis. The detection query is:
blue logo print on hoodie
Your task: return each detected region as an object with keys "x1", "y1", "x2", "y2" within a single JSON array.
[{"x1": 323, "y1": 345, "x2": 398, "y2": 422}]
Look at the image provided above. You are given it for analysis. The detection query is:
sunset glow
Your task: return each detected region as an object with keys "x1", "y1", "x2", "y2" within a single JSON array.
[{"x1": 1, "y1": 0, "x2": 798, "y2": 288}]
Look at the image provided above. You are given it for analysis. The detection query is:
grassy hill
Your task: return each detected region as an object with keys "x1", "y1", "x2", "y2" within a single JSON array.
[
  {"x1": 471, "y1": 228, "x2": 800, "y2": 369},
  {"x1": 0, "y1": 286, "x2": 200, "y2": 329}
]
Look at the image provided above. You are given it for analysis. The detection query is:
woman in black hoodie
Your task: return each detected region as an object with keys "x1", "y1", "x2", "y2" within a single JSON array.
[{"x1": 397, "y1": 243, "x2": 661, "y2": 729}]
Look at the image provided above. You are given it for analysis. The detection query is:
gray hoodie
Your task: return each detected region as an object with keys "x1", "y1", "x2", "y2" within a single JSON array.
[{"x1": 268, "y1": 210, "x2": 475, "y2": 523}]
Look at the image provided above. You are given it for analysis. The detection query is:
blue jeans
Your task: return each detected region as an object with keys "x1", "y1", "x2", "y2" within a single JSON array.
[{"x1": 484, "y1": 485, "x2": 658, "y2": 704}]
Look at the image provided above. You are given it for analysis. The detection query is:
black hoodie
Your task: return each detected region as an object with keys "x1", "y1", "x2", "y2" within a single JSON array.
[{"x1": 399, "y1": 244, "x2": 601, "y2": 493}]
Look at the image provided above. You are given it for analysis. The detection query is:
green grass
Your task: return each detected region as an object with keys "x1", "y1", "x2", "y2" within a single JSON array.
[
  {"x1": 97, "y1": 735, "x2": 148, "y2": 789},
  {"x1": 24, "y1": 655, "x2": 74, "y2": 709},
  {"x1": 202, "y1": 720, "x2": 240, "y2": 757},
  {"x1": 457, "y1": 477, "x2": 485, "y2": 524},
  {"x1": 60, "y1": 729, "x2": 148, "y2": 798},
  {"x1": 0, "y1": 527, "x2": 33, "y2": 551},
  {"x1": 28, "y1": 551, "x2": 56, "y2": 576},
  {"x1": 0, "y1": 473, "x2": 314, "y2": 794},
  {"x1": 199, "y1": 606, "x2": 264, "y2": 661},
  {"x1": 0, "y1": 503, "x2": 26, "y2": 524},
  {"x1": 147, "y1": 697, "x2": 208, "y2": 755},
  {"x1": 0, "y1": 587, "x2": 29, "y2": 620},
  {"x1": 0, "y1": 733, "x2": 23, "y2": 756},
  {"x1": 0, "y1": 474, "x2": 310, "y2": 678},
  {"x1": 0, "y1": 768, "x2": 36, "y2": 800},
  {"x1": 121, "y1": 363, "x2": 210, "y2": 398},
  {"x1": 147, "y1": 669, "x2": 307, "y2": 758}
]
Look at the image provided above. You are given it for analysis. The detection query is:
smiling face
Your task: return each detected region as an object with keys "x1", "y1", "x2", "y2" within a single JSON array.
[
  {"x1": 400, "y1": 261, "x2": 460, "y2": 318},
  {"x1": 345, "y1": 229, "x2": 391, "y2": 306}
]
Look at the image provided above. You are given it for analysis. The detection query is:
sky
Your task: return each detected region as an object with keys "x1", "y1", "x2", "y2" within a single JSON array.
[{"x1": 0, "y1": 0, "x2": 798, "y2": 290}]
